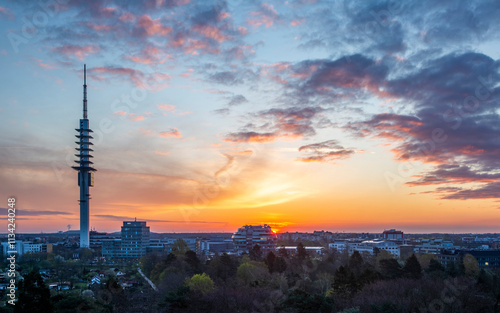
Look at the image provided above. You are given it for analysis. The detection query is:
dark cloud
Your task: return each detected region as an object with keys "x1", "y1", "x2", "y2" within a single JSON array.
[
  {"x1": 228, "y1": 94, "x2": 248, "y2": 106},
  {"x1": 93, "y1": 214, "x2": 226, "y2": 224},
  {"x1": 297, "y1": 140, "x2": 355, "y2": 163},
  {"x1": 225, "y1": 106, "x2": 326, "y2": 143},
  {"x1": 345, "y1": 52, "x2": 500, "y2": 199},
  {"x1": 0, "y1": 208, "x2": 71, "y2": 216}
]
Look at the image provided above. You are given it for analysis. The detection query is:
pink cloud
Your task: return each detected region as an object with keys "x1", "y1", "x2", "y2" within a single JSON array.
[
  {"x1": 93, "y1": 66, "x2": 170, "y2": 89},
  {"x1": 113, "y1": 111, "x2": 127, "y2": 116},
  {"x1": 157, "y1": 104, "x2": 176, "y2": 112},
  {"x1": 0, "y1": 6, "x2": 14, "y2": 19},
  {"x1": 33, "y1": 58, "x2": 56, "y2": 70},
  {"x1": 119, "y1": 12, "x2": 135, "y2": 22},
  {"x1": 290, "y1": 19, "x2": 305, "y2": 26},
  {"x1": 248, "y1": 3, "x2": 279, "y2": 28},
  {"x1": 128, "y1": 113, "x2": 145, "y2": 121},
  {"x1": 155, "y1": 151, "x2": 169, "y2": 155},
  {"x1": 159, "y1": 128, "x2": 182, "y2": 138},
  {"x1": 84, "y1": 22, "x2": 113, "y2": 32},
  {"x1": 125, "y1": 45, "x2": 171, "y2": 65},
  {"x1": 157, "y1": 104, "x2": 191, "y2": 115},
  {"x1": 135, "y1": 15, "x2": 172, "y2": 37},
  {"x1": 192, "y1": 25, "x2": 230, "y2": 43},
  {"x1": 53, "y1": 44, "x2": 100, "y2": 60}
]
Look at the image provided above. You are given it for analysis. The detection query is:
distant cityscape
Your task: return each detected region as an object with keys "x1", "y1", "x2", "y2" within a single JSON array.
[{"x1": 2, "y1": 221, "x2": 499, "y2": 269}]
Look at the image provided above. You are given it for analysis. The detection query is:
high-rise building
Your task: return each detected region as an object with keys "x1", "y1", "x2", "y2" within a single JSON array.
[
  {"x1": 120, "y1": 220, "x2": 150, "y2": 258},
  {"x1": 102, "y1": 220, "x2": 150, "y2": 259},
  {"x1": 232, "y1": 224, "x2": 276, "y2": 252},
  {"x1": 72, "y1": 65, "x2": 96, "y2": 248}
]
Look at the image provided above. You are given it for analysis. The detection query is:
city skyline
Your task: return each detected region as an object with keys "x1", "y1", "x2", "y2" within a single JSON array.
[{"x1": 1, "y1": 1, "x2": 500, "y2": 234}]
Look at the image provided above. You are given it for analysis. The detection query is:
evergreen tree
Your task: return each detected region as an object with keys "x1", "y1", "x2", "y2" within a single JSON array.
[
  {"x1": 274, "y1": 256, "x2": 288, "y2": 273},
  {"x1": 15, "y1": 270, "x2": 53, "y2": 313},
  {"x1": 348, "y1": 251, "x2": 364, "y2": 275},
  {"x1": 379, "y1": 259, "x2": 403, "y2": 279},
  {"x1": 249, "y1": 244, "x2": 263, "y2": 261},
  {"x1": 297, "y1": 242, "x2": 308, "y2": 260},
  {"x1": 265, "y1": 251, "x2": 277, "y2": 273},
  {"x1": 333, "y1": 265, "x2": 357, "y2": 293},
  {"x1": 403, "y1": 254, "x2": 422, "y2": 279},
  {"x1": 427, "y1": 258, "x2": 445, "y2": 273}
]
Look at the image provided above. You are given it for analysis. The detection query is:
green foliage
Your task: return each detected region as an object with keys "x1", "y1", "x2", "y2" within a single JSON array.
[
  {"x1": 171, "y1": 239, "x2": 190, "y2": 255},
  {"x1": 139, "y1": 253, "x2": 162, "y2": 277},
  {"x1": 207, "y1": 253, "x2": 237, "y2": 281},
  {"x1": 185, "y1": 273, "x2": 214, "y2": 295},
  {"x1": 281, "y1": 289, "x2": 334, "y2": 313},
  {"x1": 463, "y1": 254, "x2": 480, "y2": 277},
  {"x1": 427, "y1": 258, "x2": 445, "y2": 273},
  {"x1": 51, "y1": 293, "x2": 111, "y2": 313},
  {"x1": 237, "y1": 261, "x2": 270, "y2": 286},
  {"x1": 160, "y1": 286, "x2": 191, "y2": 311}
]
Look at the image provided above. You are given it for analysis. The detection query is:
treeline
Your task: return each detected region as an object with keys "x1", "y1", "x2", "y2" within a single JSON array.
[
  {"x1": 138, "y1": 243, "x2": 499, "y2": 312},
  {"x1": 2, "y1": 242, "x2": 499, "y2": 313}
]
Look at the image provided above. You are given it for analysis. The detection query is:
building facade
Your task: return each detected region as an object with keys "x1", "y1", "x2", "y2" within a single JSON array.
[
  {"x1": 102, "y1": 221, "x2": 150, "y2": 259},
  {"x1": 232, "y1": 224, "x2": 276, "y2": 252}
]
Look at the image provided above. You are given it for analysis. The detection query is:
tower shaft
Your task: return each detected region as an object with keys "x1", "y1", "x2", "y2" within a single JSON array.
[{"x1": 72, "y1": 64, "x2": 95, "y2": 248}]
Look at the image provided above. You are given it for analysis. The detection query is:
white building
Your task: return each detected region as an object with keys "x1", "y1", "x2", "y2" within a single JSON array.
[
  {"x1": 328, "y1": 241, "x2": 347, "y2": 252},
  {"x1": 1, "y1": 241, "x2": 52, "y2": 258},
  {"x1": 356, "y1": 239, "x2": 400, "y2": 257}
]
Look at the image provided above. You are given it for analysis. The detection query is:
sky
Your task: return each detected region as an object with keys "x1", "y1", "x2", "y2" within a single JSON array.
[{"x1": 1, "y1": 0, "x2": 500, "y2": 234}]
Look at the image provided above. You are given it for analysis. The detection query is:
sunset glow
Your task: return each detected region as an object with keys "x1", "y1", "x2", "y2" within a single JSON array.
[{"x1": 1, "y1": 1, "x2": 500, "y2": 234}]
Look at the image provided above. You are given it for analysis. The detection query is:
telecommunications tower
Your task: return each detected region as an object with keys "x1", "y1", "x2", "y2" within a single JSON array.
[{"x1": 72, "y1": 64, "x2": 96, "y2": 248}]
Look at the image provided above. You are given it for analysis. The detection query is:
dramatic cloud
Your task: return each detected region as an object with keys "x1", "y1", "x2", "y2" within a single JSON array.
[
  {"x1": 92, "y1": 66, "x2": 170, "y2": 89},
  {"x1": 346, "y1": 52, "x2": 500, "y2": 199},
  {"x1": 248, "y1": 3, "x2": 279, "y2": 28},
  {"x1": 297, "y1": 140, "x2": 355, "y2": 163},
  {"x1": 225, "y1": 106, "x2": 327, "y2": 143}
]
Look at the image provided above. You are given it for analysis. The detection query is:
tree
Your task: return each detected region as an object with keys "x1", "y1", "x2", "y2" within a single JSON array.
[
  {"x1": 265, "y1": 251, "x2": 277, "y2": 273},
  {"x1": 333, "y1": 265, "x2": 357, "y2": 293},
  {"x1": 185, "y1": 273, "x2": 214, "y2": 295},
  {"x1": 237, "y1": 262, "x2": 270, "y2": 286},
  {"x1": 349, "y1": 251, "x2": 364, "y2": 275},
  {"x1": 278, "y1": 246, "x2": 288, "y2": 258},
  {"x1": 139, "y1": 253, "x2": 162, "y2": 277},
  {"x1": 207, "y1": 253, "x2": 237, "y2": 281},
  {"x1": 249, "y1": 244, "x2": 263, "y2": 261},
  {"x1": 463, "y1": 254, "x2": 480, "y2": 277},
  {"x1": 171, "y1": 239, "x2": 190, "y2": 255},
  {"x1": 403, "y1": 254, "x2": 422, "y2": 279},
  {"x1": 15, "y1": 270, "x2": 53, "y2": 313},
  {"x1": 427, "y1": 258, "x2": 445, "y2": 273},
  {"x1": 274, "y1": 256, "x2": 287, "y2": 273},
  {"x1": 375, "y1": 250, "x2": 392, "y2": 272},
  {"x1": 184, "y1": 250, "x2": 200, "y2": 273},
  {"x1": 297, "y1": 242, "x2": 308, "y2": 260},
  {"x1": 379, "y1": 259, "x2": 402, "y2": 279}
]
